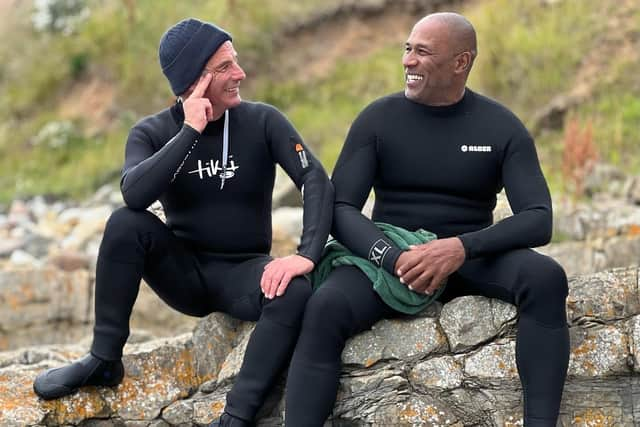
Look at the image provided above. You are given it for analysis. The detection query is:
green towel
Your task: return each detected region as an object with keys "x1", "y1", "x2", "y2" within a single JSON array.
[{"x1": 311, "y1": 222, "x2": 446, "y2": 314}]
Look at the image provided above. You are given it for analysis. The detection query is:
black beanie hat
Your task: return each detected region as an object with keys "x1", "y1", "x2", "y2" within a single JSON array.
[{"x1": 159, "y1": 18, "x2": 232, "y2": 96}]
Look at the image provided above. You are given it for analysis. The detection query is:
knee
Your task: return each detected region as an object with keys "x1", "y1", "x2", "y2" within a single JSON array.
[
  {"x1": 521, "y1": 256, "x2": 568, "y2": 300},
  {"x1": 518, "y1": 255, "x2": 568, "y2": 325},
  {"x1": 302, "y1": 286, "x2": 353, "y2": 335},
  {"x1": 105, "y1": 207, "x2": 159, "y2": 235},
  {"x1": 263, "y1": 277, "x2": 311, "y2": 327},
  {"x1": 281, "y1": 277, "x2": 312, "y2": 310},
  {"x1": 104, "y1": 207, "x2": 160, "y2": 239},
  {"x1": 100, "y1": 207, "x2": 161, "y2": 256}
]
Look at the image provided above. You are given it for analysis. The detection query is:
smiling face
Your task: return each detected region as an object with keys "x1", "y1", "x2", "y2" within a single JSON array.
[
  {"x1": 402, "y1": 15, "x2": 475, "y2": 106},
  {"x1": 194, "y1": 41, "x2": 246, "y2": 118}
]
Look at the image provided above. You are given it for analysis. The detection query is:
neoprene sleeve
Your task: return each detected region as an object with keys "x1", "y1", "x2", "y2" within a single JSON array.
[
  {"x1": 331, "y1": 131, "x2": 403, "y2": 276},
  {"x1": 457, "y1": 132, "x2": 552, "y2": 259},
  {"x1": 264, "y1": 106, "x2": 334, "y2": 263},
  {"x1": 119, "y1": 101, "x2": 332, "y2": 263},
  {"x1": 121, "y1": 124, "x2": 201, "y2": 210}
]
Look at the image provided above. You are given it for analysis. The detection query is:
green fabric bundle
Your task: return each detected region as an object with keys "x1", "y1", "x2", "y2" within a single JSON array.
[{"x1": 311, "y1": 223, "x2": 445, "y2": 314}]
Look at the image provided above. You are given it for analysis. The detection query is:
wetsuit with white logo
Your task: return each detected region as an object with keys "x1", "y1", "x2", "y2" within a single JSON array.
[
  {"x1": 120, "y1": 100, "x2": 331, "y2": 259},
  {"x1": 92, "y1": 100, "x2": 333, "y2": 422},
  {"x1": 286, "y1": 89, "x2": 569, "y2": 427}
]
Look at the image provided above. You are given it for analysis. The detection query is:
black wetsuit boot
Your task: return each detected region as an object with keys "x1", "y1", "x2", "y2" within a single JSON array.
[
  {"x1": 209, "y1": 411, "x2": 253, "y2": 427},
  {"x1": 33, "y1": 353, "x2": 124, "y2": 400}
]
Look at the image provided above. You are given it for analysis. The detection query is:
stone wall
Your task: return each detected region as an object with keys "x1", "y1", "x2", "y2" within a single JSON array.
[
  {"x1": 1, "y1": 176, "x2": 640, "y2": 425},
  {"x1": 2, "y1": 180, "x2": 640, "y2": 352},
  {"x1": 1, "y1": 266, "x2": 638, "y2": 426}
]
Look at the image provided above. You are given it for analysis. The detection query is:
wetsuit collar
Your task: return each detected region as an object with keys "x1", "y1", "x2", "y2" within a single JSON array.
[{"x1": 408, "y1": 87, "x2": 473, "y2": 116}]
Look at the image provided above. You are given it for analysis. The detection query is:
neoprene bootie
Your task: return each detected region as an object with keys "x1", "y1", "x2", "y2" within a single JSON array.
[
  {"x1": 33, "y1": 353, "x2": 124, "y2": 400},
  {"x1": 208, "y1": 411, "x2": 253, "y2": 427}
]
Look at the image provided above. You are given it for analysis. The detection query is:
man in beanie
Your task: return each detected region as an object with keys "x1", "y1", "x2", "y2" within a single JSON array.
[{"x1": 33, "y1": 18, "x2": 333, "y2": 427}]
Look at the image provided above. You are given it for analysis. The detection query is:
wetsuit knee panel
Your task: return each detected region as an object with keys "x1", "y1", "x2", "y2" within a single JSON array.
[
  {"x1": 104, "y1": 207, "x2": 163, "y2": 240},
  {"x1": 519, "y1": 256, "x2": 568, "y2": 299},
  {"x1": 100, "y1": 207, "x2": 165, "y2": 258},
  {"x1": 281, "y1": 276, "x2": 312, "y2": 306},
  {"x1": 303, "y1": 285, "x2": 354, "y2": 334},
  {"x1": 262, "y1": 277, "x2": 312, "y2": 327},
  {"x1": 518, "y1": 256, "x2": 568, "y2": 327}
]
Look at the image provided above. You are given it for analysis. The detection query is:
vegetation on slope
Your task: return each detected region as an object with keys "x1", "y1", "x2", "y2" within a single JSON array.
[{"x1": 0, "y1": 0, "x2": 638, "y2": 203}]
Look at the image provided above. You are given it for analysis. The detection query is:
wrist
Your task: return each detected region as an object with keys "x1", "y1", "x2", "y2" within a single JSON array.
[
  {"x1": 183, "y1": 121, "x2": 202, "y2": 134},
  {"x1": 385, "y1": 247, "x2": 403, "y2": 276},
  {"x1": 456, "y1": 235, "x2": 471, "y2": 260},
  {"x1": 295, "y1": 253, "x2": 315, "y2": 267}
]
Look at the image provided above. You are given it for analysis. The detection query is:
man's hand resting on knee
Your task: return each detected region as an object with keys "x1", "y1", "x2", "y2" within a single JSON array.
[
  {"x1": 395, "y1": 237, "x2": 466, "y2": 295},
  {"x1": 261, "y1": 255, "x2": 314, "y2": 299}
]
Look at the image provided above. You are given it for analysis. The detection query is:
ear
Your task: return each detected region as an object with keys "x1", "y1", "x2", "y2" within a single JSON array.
[{"x1": 454, "y1": 51, "x2": 472, "y2": 74}]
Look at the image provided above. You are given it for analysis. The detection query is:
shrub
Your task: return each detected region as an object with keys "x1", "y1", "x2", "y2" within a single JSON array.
[{"x1": 561, "y1": 117, "x2": 598, "y2": 199}]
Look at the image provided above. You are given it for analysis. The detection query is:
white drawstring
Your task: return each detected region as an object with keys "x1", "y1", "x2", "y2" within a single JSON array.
[{"x1": 220, "y1": 109, "x2": 229, "y2": 190}]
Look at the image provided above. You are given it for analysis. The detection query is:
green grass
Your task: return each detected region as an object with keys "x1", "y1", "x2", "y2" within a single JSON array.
[
  {"x1": 0, "y1": 0, "x2": 352, "y2": 202},
  {"x1": 0, "y1": 121, "x2": 127, "y2": 201},
  {"x1": 466, "y1": 0, "x2": 603, "y2": 120},
  {"x1": 256, "y1": 45, "x2": 405, "y2": 169},
  {"x1": 464, "y1": 0, "x2": 639, "y2": 195},
  {"x1": 0, "y1": 0, "x2": 638, "y2": 203},
  {"x1": 580, "y1": 93, "x2": 640, "y2": 170}
]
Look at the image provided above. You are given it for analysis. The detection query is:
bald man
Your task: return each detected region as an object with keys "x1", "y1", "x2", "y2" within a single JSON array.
[{"x1": 284, "y1": 13, "x2": 569, "y2": 427}]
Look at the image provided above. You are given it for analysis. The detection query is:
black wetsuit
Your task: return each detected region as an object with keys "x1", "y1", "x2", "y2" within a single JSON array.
[
  {"x1": 286, "y1": 90, "x2": 569, "y2": 427},
  {"x1": 92, "y1": 100, "x2": 333, "y2": 421}
]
